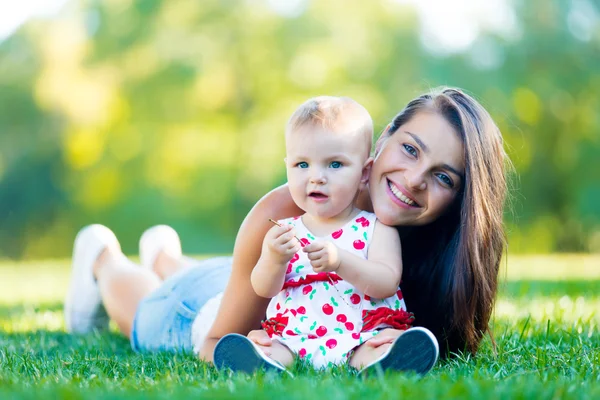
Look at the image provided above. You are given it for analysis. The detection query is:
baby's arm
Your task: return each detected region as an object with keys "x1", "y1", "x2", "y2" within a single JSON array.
[
  {"x1": 251, "y1": 223, "x2": 302, "y2": 298},
  {"x1": 304, "y1": 220, "x2": 402, "y2": 299}
]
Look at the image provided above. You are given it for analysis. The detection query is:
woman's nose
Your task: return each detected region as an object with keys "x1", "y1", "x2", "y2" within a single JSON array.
[{"x1": 405, "y1": 169, "x2": 427, "y2": 191}]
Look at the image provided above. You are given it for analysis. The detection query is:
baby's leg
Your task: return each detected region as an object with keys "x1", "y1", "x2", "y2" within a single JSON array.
[{"x1": 257, "y1": 339, "x2": 295, "y2": 367}]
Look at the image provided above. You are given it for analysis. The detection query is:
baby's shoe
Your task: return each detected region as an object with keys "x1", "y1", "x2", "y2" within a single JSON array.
[
  {"x1": 359, "y1": 327, "x2": 439, "y2": 377},
  {"x1": 64, "y1": 224, "x2": 120, "y2": 333},
  {"x1": 139, "y1": 225, "x2": 182, "y2": 271},
  {"x1": 214, "y1": 333, "x2": 292, "y2": 376}
]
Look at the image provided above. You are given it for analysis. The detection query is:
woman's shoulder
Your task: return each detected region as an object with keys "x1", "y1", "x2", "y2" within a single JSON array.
[{"x1": 249, "y1": 184, "x2": 303, "y2": 222}]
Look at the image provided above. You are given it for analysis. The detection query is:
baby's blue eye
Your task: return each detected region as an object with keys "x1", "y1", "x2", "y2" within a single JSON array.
[
  {"x1": 330, "y1": 161, "x2": 342, "y2": 169},
  {"x1": 403, "y1": 144, "x2": 417, "y2": 157},
  {"x1": 297, "y1": 162, "x2": 309, "y2": 169}
]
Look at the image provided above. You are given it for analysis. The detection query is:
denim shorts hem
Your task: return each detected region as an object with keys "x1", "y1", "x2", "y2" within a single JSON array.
[{"x1": 129, "y1": 257, "x2": 232, "y2": 352}]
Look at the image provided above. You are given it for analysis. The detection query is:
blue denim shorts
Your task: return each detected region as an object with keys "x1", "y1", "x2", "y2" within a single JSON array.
[{"x1": 130, "y1": 256, "x2": 232, "y2": 352}]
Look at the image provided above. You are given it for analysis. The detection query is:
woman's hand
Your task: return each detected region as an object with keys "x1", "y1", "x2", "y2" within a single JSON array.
[
  {"x1": 247, "y1": 329, "x2": 274, "y2": 356},
  {"x1": 364, "y1": 328, "x2": 406, "y2": 347},
  {"x1": 247, "y1": 329, "x2": 272, "y2": 345},
  {"x1": 303, "y1": 240, "x2": 341, "y2": 273},
  {"x1": 348, "y1": 328, "x2": 406, "y2": 369}
]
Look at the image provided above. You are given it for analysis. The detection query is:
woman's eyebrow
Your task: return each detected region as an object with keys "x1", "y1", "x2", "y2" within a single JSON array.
[
  {"x1": 443, "y1": 163, "x2": 464, "y2": 180},
  {"x1": 406, "y1": 131, "x2": 429, "y2": 153}
]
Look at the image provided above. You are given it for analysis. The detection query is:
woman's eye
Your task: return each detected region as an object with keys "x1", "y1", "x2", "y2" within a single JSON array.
[
  {"x1": 329, "y1": 161, "x2": 342, "y2": 169},
  {"x1": 436, "y1": 173, "x2": 453, "y2": 187},
  {"x1": 403, "y1": 144, "x2": 417, "y2": 157},
  {"x1": 297, "y1": 162, "x2": 309, "y2": 169}
]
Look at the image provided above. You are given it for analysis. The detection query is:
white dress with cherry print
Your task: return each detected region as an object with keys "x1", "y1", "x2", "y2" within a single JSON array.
[{"x1": 262, "y1": 210, "x2": 414, "y2": 369}]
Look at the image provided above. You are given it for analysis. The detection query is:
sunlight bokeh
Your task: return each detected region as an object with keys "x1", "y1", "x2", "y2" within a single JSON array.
[{"x1": 0, "y1": 0, "x2": 598, "y2": 258}]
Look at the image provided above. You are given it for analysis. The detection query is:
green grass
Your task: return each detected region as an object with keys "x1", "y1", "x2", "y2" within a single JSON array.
[{"x1": 1, "y1": 256, "x2": 599, "y2": 399}]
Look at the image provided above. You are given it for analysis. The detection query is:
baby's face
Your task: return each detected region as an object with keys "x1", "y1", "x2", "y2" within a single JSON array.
[{"x1": 285, "y1": 125, "x2": 369, "y2": 220}]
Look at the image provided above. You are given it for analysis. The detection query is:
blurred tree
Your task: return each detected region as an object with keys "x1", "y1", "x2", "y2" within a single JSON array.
[{"x1": 0, "y1": 0, "x2": 598, "y2": 258}]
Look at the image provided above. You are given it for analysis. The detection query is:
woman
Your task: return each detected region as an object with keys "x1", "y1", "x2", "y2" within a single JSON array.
[{"x1": 65, "y1": 87, "x2": 508, "y2": 373}]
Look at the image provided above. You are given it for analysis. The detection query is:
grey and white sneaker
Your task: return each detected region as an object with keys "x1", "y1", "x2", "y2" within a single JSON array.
[
  {"x1": 139, "y1": 225, "x2": 182, "y2": 271},
  {"x1": 214, "y1": 333, "x2": 291, "y2": 376},
  {"x1": 64, "y1": 224, "x2": 120, "y2": 334},
  {"x1": 359, "y1": 327, "x2": 439, "y2": 377}
]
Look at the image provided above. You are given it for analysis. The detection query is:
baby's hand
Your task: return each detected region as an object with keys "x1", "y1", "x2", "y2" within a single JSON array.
[
  {"x1": 263, "y1": 223, "x2": 302, "y2": 265},
  {"x1": 303, "y1": 240, "x2": 341, "y2": 273}
]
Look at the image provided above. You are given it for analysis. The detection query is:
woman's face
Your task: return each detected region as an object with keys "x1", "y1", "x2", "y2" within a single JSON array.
[{"x1": 369, "y1": 111, "x2": 465, "y2": 226}]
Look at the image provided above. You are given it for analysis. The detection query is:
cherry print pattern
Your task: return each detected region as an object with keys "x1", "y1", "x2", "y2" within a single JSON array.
[
  {"x1": 316, "y1": 326, "x2": 328, "y2": 337},
  {"x1": 264, "y1": 211, "x2": 413, "y2": 368},
  {"x1": 353, "y1": 240, "x2": 365, "y2": 250},
  {"x1": 322, "y1": 304, "x2": 334, "y2": 315},
  {"x1": 355, "y1": 216, "x2": 370, "y2": 228}
]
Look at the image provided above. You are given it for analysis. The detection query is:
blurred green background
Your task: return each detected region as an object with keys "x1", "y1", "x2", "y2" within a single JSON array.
[{"x1": 0, "y1": 0, "x2": 598, "y2": 259}]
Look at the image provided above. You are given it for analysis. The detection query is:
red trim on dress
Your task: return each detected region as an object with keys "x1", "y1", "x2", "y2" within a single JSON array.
[
  {"x1": 282, "y1": 272, "x2": 342, "y2": 289},
  {"x1": 261, "y1": 313, "x2": 289, "y2": 337},
  {"x1": 361, "y1": 307, "x2": 415, "y2": 332}
]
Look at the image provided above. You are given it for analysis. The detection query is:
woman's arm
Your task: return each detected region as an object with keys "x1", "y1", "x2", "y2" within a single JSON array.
[{"x1": 199, "y1": 184, "x2": 302, "y2": 361}]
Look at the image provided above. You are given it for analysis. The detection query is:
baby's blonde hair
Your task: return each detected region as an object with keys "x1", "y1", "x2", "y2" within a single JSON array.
[{"x1": 286, "y1": 96, "x2": 373, "y2": 157}]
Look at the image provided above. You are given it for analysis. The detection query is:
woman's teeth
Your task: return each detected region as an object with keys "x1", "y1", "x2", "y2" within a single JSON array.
[{"x1": 388, "y1": 181, "x2": 416, "y2": 206}]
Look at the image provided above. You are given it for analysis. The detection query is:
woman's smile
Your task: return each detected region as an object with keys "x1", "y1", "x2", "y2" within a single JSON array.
[{"x1": 386, "y1": 178, "x2": 420, "y2": 208}]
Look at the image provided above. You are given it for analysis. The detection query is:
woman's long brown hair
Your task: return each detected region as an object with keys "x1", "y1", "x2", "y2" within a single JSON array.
[{"x1": 386, "y1": 87, "x2": 509, "y2": 356}]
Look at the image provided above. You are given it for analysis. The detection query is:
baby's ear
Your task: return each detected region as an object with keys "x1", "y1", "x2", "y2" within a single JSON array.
[{"x1": 360, "y1": 157, "x2": 373, "y2": 189}]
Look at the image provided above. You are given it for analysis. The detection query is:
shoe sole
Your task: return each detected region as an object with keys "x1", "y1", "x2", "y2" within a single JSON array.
[
  {"x1": 359, "y1": 327, "x2": 439, "y2": 377},
  {"x1": 214, "y1": 333, "x2": 289, "y2": 375}
]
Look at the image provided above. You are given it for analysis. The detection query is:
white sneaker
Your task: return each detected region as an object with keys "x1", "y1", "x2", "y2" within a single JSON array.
[
  {"x1": 139, "y1": 225, "x2": 182, "y2": 270},
  {"x1": 64, "y1": 224, "x2": 120, "y2": 334}
]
